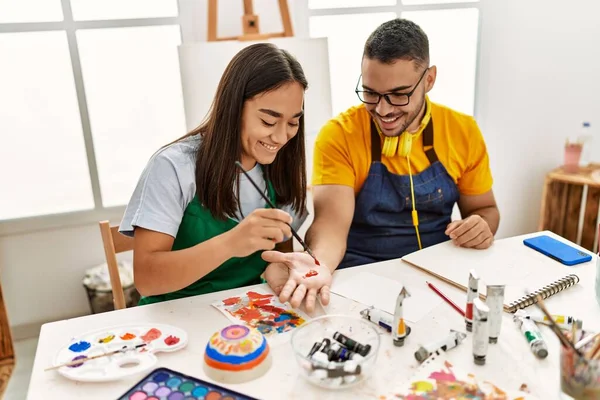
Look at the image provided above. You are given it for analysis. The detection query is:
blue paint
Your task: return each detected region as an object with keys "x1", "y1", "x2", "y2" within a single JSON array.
[
  {"x1": 191, "y1": 386, "x2": 208, "y2": 397},
  {"x1": 167, "y1": 377, "x2": 182, "y2": 388},
  {"x1": 204, "y1": 337, "x2": 266, "y2": 364},
  {"x1": 153, "y1": 371, "x2": 170, "y2": 382},
  {"x1": 274, "y1": 313, "x2": 292, "y2": 322},
  {"x1": 68, "y1": 341, "x2": 91, "y2": 352}
]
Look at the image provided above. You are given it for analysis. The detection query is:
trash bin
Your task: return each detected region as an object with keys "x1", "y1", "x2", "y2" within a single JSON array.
[{"x1": 82, "y1": 260, "x2": 141, "y2": 313}]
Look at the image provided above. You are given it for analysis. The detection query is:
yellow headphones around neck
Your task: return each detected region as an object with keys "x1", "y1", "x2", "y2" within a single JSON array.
[{"x1": 378, "y1": 98, "x2": 432, "y2": 158}]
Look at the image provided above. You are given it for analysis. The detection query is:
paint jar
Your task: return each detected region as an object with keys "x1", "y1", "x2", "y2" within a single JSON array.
[
  {"x1": 290, "y1": 314, "x2": 380, "y2": 389},
  {"x1": 559, "y1": 344, "x2": 600, "y2": 400}
]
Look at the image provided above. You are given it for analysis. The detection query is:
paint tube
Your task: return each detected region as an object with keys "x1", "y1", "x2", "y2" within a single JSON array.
[
  {"x1": 514, "y1": 310, "x2": 549, "y2": 359},
  {"x1": 486, "y1": 284, "x2": 505, "y2": 344},
  {"x1": 332, "y1": 332, "x2": 371, "y2": 357},
  {"x1": 521, "y1": 310, "x2": 582, "y2": 331},
  {"x1": 472, "y1": 298, "x2": 489, "y2": 365},
  {"x1": 466, "y1": 269, "x2": 479, "y2": 332},
  {"x1": 326, "y1": 343, "x2": 364, "y2": 362},
  {"x1": 393, "y1": 287, "x2": 412, "y2": 347},
  {"x1": 307, "y1": 338, "x2": 331, "y2": 357},
  {"x1": 312, "y1": 360, "x2": 362, "y2": 378},
  {"x1": 414, "y1": 330, "x2": 467, "y2": 362},
  {"x1": 360, "y1": 307, "x2": 393, "y2": 332}
]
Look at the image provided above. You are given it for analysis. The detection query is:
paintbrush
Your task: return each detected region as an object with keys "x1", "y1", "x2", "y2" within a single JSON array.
[
  {"x1": 533, "y1": 294, "x2": 584, "y2": 357},
  {"x1": 235, "y1": 161, "x2": 320, "y2": 265},
  {"x1": 45, "y1": 343, "x2": 147, "y2": 371},
  {"x1": 575, "y1": 332, "x2": 600, "y2": 351}
]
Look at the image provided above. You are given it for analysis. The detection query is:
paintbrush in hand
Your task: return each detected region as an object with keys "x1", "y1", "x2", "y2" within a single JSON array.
[
  {"x1": 45, "y1": 343, "x2": 147, "y2": 371},
  {"x1": 235, "y1": 161, "x2": 320, "y2": 265},
  {"x1": 533, "y1": 294, "x2": 584, "y2": 357}
]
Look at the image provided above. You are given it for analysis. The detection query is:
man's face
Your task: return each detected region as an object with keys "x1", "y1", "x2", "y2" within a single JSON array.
[{"x1": 360, "y1": 57, "x2": 434, "y2": 137}]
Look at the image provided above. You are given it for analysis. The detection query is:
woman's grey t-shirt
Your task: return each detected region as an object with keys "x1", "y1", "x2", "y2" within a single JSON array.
[{"x1": 119, "y1": 134, "x2": 307, "y2": 238}]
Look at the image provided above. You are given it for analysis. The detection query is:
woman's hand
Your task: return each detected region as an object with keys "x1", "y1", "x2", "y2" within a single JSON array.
[
  {"x1": 226, "y1": 209, "x2": 292, "y2": 258},
  {"x1": 262, "y1": 251, "x2": 332, "y2": 313}
]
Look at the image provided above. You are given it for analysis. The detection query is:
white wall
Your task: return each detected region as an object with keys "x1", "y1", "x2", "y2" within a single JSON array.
[
  {"x1": 476, "y1": 0, "x2": 600, "y2": 239},
  {"x1": 0, "y1": 0, "x2": 300, "y2": 337}
]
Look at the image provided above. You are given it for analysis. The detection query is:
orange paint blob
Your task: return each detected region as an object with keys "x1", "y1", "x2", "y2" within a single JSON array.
[
  {"x1": 120, "y1": 333, "x2": 136, "y2": 340},
  {"x1": 141, "y1": 328, "x2": 162, "y2": 342}
]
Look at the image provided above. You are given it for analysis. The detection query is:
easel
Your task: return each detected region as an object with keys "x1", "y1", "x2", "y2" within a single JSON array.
[{"x1": 207, "y1": 0, "x2": 294, "y2": 42}]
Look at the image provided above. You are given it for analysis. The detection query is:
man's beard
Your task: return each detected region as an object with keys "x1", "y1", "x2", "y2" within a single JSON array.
[{"x1": 374, "y1": 95, "x2": 426, "y2": 138}]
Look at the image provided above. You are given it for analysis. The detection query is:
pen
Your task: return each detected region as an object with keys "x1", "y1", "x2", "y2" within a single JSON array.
[
  {"x1": 234, "y1": 161, "x2": 320, "y2": 265},
  {"x1": 426, "y1": 281, "x2": 466, "y2": 317}
]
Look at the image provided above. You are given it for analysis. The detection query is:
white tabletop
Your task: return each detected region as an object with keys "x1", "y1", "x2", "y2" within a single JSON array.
[{"x1": 28, "y1": 231, "x2": 600, "y2": 400}]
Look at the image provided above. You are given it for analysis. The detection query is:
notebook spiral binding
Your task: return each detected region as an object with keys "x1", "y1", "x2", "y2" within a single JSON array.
[{"x1": 506, "y1": 274, "x2": 580, "y2": 313}]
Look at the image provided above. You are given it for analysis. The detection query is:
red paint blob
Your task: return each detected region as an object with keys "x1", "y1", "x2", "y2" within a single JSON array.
[
  {"x1": 222, "y1": 296, "x2": 241, "y2": 306},
  {"x1": 304, "y1": 269, "x2": 318, "y2": 278},
  {"x1": 314, "y1": 259, "x2": 320, "y2": 266},
  {"x1": 164, "y1": 335, "x2": 180, "y2": 346}
]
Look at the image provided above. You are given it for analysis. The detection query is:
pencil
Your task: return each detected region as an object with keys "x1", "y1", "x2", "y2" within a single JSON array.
[
  {"x1": 235, "y1": 161, "x2": 320, "y2": 265},
  {"x1": 426, "y1": 281, "x2": 466, "y2": 317}
]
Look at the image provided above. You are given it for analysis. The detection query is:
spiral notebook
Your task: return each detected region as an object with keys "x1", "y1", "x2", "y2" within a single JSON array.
[
  {"x1": 384, "y1": 351, "x2": 538, "y2": 399},
  {"x1": 401, "y1": 232, "x2": 585, "y2": 313}
]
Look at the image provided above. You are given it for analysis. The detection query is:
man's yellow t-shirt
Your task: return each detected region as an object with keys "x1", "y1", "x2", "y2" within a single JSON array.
[{"x1": 312, "y1": 99, "x2": 493, "y2": 196}]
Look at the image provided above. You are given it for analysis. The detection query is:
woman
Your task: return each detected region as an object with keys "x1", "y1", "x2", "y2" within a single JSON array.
[{"x1": 120, "y1": 43, "x2": 329, "y2": 309}]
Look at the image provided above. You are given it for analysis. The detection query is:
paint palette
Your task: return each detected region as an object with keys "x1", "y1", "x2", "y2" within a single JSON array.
[
  {"x1": 117, "y1": 367, "x2": 259, "y2": 400},
  {"x1": 52, "y1": 323, "x2": 187, "y2": 382}
]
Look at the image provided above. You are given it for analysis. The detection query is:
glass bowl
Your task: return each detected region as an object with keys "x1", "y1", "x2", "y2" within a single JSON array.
[{"x1": 290, "y1": 314, "x2": 380, "y2": 389}]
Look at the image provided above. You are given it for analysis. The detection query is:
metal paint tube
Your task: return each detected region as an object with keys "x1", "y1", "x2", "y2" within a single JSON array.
[
  {"x1": 524, "y1": 311, "x2": 582, "y2": 331},
  {"x1": 414, "y1": 329, "x2": 467, "y2": 362},
  {"x1": 472, "y1": 298, "x2": 489, "y2": 365},
  {"x1": 486, "y1": 285, "x2": 505, "y2": 344},
  {"x1": 332, "y1": 332, "x2": 371, "y2": 357},
  {"x1": 465, "y1": 269, "x2": 479, "y2": 332},
  {"x1": 393, "y1": 287, "x2": 412, "y2": 347},
  {"x1": 514, "y1": 310, "x2": 549, "y2": 359},
  {"x1": 360, "y1": 307, "x2": 393, "y2": 332}
]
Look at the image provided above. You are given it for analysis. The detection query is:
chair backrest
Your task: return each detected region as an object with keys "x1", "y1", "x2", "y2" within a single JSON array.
[
  {"x1": 98, "y1": 221, "x2": 134, "y2": 310},
  {"x1": 0, "y1": 277, "x2": 15, "y2": 397}
]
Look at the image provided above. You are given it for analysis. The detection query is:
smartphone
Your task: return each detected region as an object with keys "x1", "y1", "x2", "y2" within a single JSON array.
[
  {"x1": 116, "y1": 367, "x2": 260, "y2": 400},
  {"x1": 523, "y1": 235, "x2": 592, "y2": 266}
]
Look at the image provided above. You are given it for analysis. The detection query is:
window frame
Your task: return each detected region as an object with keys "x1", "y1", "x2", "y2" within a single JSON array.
[{"x1": 0, "y1": 0, "x2": 185, "y2": 236}]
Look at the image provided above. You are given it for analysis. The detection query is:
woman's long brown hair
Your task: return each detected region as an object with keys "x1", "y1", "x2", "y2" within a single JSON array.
[{"x1": 181, "y1": 43, "x2": 308, "y2": 221}]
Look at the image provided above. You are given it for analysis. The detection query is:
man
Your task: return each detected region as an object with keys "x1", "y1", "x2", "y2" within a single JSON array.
[{"x1": 263, "y1": 18, "x2": 499, "y2": 310}]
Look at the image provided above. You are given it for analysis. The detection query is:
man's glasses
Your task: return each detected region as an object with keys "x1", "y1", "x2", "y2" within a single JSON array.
[{"x1": 355, "y1": 68, "x2": 429, "y2": 107}]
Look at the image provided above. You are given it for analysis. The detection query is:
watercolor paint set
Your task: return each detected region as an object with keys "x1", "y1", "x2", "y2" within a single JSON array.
[
  {"x1": 51, "y1": 323, "x2": 187, "y2": 382},
  {"x1": 117, "y1": 367, "x2": 259, "y2": 400}
]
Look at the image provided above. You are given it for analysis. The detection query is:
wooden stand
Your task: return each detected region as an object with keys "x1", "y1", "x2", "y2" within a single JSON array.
[
  {"x1": 207, "y1": 0, "x2": 294, "y2": 42},
  {"x1": 538, "y1": 164, "x2": 600, "y2": 252},
  {"x1": 0, "y1": 278, "x2": 14, "y2": 397}
]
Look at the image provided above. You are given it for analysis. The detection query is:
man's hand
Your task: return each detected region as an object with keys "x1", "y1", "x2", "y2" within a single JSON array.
[
  {"x1": 262, "y1": 251, "x2": 332, "y2": 313},
  {"x1": 445, "y1": 214, "x2": 494, "y2": 249}
]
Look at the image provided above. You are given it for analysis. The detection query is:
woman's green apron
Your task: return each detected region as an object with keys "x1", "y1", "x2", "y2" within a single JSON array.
[{"x1": 138, "y1": 180, "x2": 276, "y2": 305}]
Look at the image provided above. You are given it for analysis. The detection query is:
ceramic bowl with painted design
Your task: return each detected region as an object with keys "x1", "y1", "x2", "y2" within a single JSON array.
[{"x1": 290, "y1": 314, "x2": 380, "y2": 389}]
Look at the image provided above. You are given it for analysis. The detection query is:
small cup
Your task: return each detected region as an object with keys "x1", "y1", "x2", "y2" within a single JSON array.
[
  {"x1": 564, "y1": 143, "x2": 583, "y2": 173},
  {"x1": 560, "y1": 345, "x2": 600, "y2": 399}
]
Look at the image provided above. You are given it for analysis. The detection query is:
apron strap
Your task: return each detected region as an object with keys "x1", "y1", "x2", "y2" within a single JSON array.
[
  {"x1": 370, "y1": 119, "x2": 382, "y2": 162},
  {"x1": 422, "y1": 118, "x2": 439, "y2": 164}
]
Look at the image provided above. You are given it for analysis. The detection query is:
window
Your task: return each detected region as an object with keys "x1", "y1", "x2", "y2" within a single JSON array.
[
  {"x1": 304, "y1": 0, "x2": 480, "y2": 116},
  {"x1": 0, "y1": 1, "x2": 184, "y2": 229}
]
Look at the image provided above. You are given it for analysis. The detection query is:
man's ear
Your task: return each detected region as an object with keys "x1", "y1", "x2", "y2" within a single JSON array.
[{"x1": 425, "y1": 65, "x2": 437, "y2": 93}]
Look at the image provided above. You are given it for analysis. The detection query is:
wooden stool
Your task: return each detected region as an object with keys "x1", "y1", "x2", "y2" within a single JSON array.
[
  {"x1": 538, "y1": 163, "x2": 600, "y2": 252},
  {"x1": 207, "y1": 0, "x2": 293, "y2": 42},
  {"x1": 0, "y1": 278, "x2": 15, "y2": 397}
]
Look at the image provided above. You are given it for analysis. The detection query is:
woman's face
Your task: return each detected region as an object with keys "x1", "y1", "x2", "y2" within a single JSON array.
[{"x1": 240, "y1": 81, "x2": 304, "y2": 170}]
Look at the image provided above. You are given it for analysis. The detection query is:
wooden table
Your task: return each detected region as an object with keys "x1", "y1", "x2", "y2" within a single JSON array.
[
  {"x1": 27, "y1": 232, "x2": 600, "y2": 399},
  {"x1": 539, "y1": 163, "x2": 600, "y2": 252}
]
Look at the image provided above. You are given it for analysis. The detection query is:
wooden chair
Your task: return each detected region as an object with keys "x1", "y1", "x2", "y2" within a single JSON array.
[
  {"x1": 0, "y1": 277, "x2": 15, "y2": 398},
  {"x1": 98, "y1": 221, "x2": 134, "y2": 310}
]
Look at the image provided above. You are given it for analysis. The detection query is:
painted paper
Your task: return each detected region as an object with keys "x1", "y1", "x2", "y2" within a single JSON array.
[
  {"x1": 382, "y1": 355, "x2": 539, "y2": 400},
  {"x1": 212, "y1": 289, "x2": 309, "y2": 342}
]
